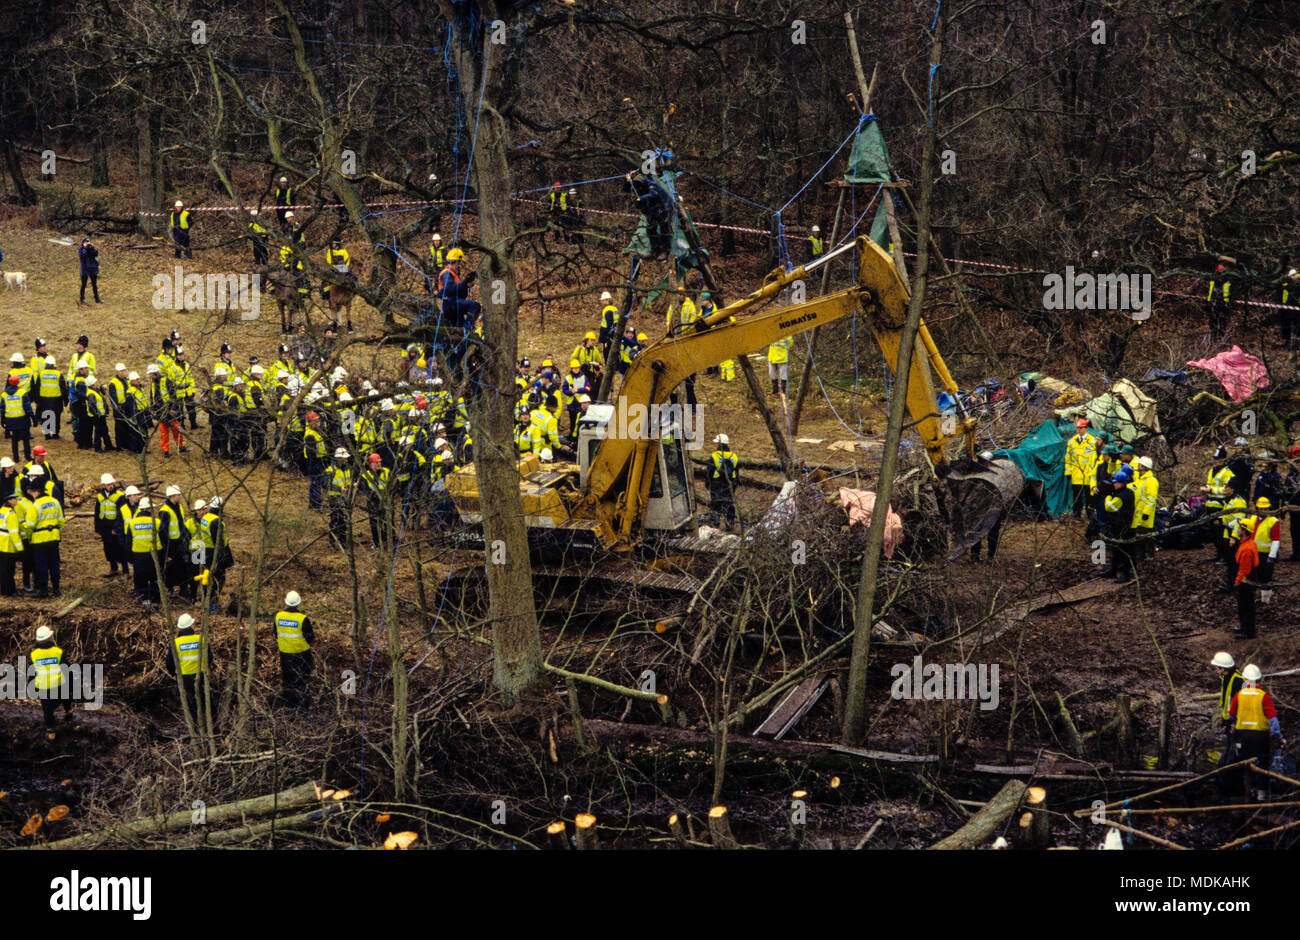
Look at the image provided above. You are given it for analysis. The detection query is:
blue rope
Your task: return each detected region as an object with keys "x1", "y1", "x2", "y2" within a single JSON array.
[
  {"x1": 928, "y1": 64, "x2": 941, "y2": 126},
  {"x1": 777, "y1": 121, "x2": 862, "y2": 215},
  {"x1": 931, "y1": 0, "x2": 942, "y2": 29},
  {"x1": 451, "y1": 41, "x2": 491, "y2": 248}
]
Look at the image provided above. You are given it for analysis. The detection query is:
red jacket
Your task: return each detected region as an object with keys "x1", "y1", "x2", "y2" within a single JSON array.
[{"x1": 1235, "y1": 532, "x2": 1258, "y2": 586}]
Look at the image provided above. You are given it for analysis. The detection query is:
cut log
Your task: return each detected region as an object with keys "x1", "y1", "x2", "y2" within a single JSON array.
[
  {"x1": 708, "y1": 805, "x2": 739, "y2": 849},
  {"x1": 205, "y1": 803, "x2": 345, "y2": 846},
  {"x1": 1020, "y1": 786, "x2": 1050, "y2": 849},
  {"x1": 35, "y1": 782, "x2": 323, "y2": 849},
  {"x1": 546, "y1": 820, "x2": 568, "y2": 850},
  {"x1": 929, "y1": 780, "x2": 1027, "y2": 850},
  {"x1": 574, "y1": 813, "x2": 599, "y2": 851}
]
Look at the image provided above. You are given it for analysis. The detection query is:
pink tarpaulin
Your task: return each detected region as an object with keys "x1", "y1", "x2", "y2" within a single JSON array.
[
  {"x1": 1187, "y1": 346, "x2": 1270, "y2": 402},
  {"x1": 838, "y1": 488, "x2": 903, "y2": 558}
]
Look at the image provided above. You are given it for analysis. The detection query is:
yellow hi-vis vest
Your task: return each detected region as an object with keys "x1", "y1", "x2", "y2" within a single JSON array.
[
  {"x1": 4, "y1": 389, "x2": 28, "y2": 420},
  {"x1": 1234, "y1": 685, "x2": 1266, "y2": 731},
  {"x1": 1064, "y1": 433, "x2": 1098, "y2": 485},
  {"x1": 131, "y1": 514, "x2": 161, "y2": 553},
  {"x1": 0, "y1": 506, "x2": 22, "y2": 552},
  {"x1": 38, "y1": 367, "x2": 61, "y2": 399},
  {"x1": 767, "y1": 336, "x2": 791, "y2": 365},
  {"x1": 1205, "y1": 466, "x2": 1233, "y2": 508},
  {"x1": 30, "y1": 496, "x2": 62, "y2": 543},
  {"x1": 170, "y1": 209, "x2": 191, "y2": 230},
  {"x1": 1254, "y1": 516, "x2": 1280, "y2": 552},
  {"x1": 1220, "y1": 670, "x2": 1244, "y2": 721},
  {"x1": 174, "y1": 634, "x2": 204, "y2": 675},
  {"x1": 32, "y1": 645, "x2": 63, "y2": 691},
  {"x1": 1134, "y1": 471, "x2": 1159, "y2": 528},
  {"x1": 275, "y1": 609, "x2": 309, "y2": 653},
  {"x1": 96, "y1": 491, "x2": 121, "y2": 522}
]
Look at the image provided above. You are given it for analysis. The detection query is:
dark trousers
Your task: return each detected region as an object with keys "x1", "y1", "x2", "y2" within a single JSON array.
[
  {"x1": 280, "y1": 650, "x2": 312, "y2": 708},
  {"x1": 115, "y1": 418, "x2": 138, "y2": 453},
  {"x1": 0, "y1": 553, "x2": 15, "y2": 595},
  {"x1": 71, "y1": 403, "x2": 89, "y2": 447},
  {"x1": 133, "y1": 550, "x2": 159, "y2": 602},
  {"x1": 1237, "y1": 581, "x2": 1257, "y2": 637},
  {"x1": 99, "y1": 530, "x2": 123, "y2": 572},
  {"x1": 1237, "y1": 728, "x2": 1271, "y2": 790},
  {"x1": 32, "y1": 541, "x2": 59, "y2": 595},
  {"x1": 179, "y1": 398, "x2": 198, "y2": 429},
  {"x1": 328, "y1": 498, "x2": 350, "y2": 546},
  {"x1": 21, "y1": 545, "x2": 32, "y2": 587},
  {"x1": 177, "y1": 674, "x2": 202, "y2": 725},
  {"x1": 1071, "y1": 482, "x2": 1090, "y2": 517},
  {"x1": 308, "y1": 472, "x2": 326, "y2": 509},
  {"x1": 709, "y1": 492, "x2": 736, "y2": 525},
  {"x1": 252, "y1": 241, "x2": 268, "y2": 266},
  {"x1": 37, "y1": 400, "x2": 61, "y2": 437},
  {"x1": 80, "y1": 273, "x2": 100, "y2": 302},
  {"x1": 40, "y1": 694, "x2": 73, "y2": 732},
  {"x1": 164, "y1": 551, "x2": 190, "y2": 592},
  {"x1": 970, "y1": 517, "x2": 1004, "y2": 561},
  {"x1": 1209, "y1": 300, "x2": 1230, "y2": 341},
  {"x1": 173, "y1": 227, "x2": 192, "y2": 259},
  {"x1": 210, "y1": 414, "x2": 227, "y2": 458},
  {"x1": 8, "y1": 425, "x2": 31, "y2": 462},
  {"x1": 92, "y1": 415, "x2": 111, "y2": 451}
]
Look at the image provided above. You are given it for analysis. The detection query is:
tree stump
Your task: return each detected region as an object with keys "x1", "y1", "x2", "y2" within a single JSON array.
[
  {"x1": 668, "y1": 812, "x2": 691, "y2": 848},
  {"x1": 708, "y1": 805, "x2": 739, "y2": 849},
  {"x1": 546, "y1": 820, "x2": 568, "y2": 850},
  {"x1": 574, "y1": 813, "x2": 599, "y2": 850},
  {"x1": 1017, "y1": 786, "x2": 1050, "y2": 849}
]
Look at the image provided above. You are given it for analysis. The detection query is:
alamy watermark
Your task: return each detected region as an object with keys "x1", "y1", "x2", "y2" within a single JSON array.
[
  {"x1": 1042, "y1": 265, "x2": 1151, "y2": 320},
  {"x1": 152, "y1": 265, "x2": 261, "y2": 320},
  {"x1": 607, "y1": 400, "x2": 706, "y2": 451},
  {"x1": 890, "y1": 656, "x2": 999, "y2": 711},
  {"x1": 0, "y1": 658, "x2": 103, "y2": 709}
]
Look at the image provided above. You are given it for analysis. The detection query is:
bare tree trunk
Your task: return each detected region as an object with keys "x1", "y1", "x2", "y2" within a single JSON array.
[
  {"x1": 3, "y1": 138, "x2": 37, "y2": 206},
  {"x1": 843, "y1": 5, "x2": 946, "y2": 746},
  {"x1": 91, "y1": 126, "x2": 109, "y2": 188},
  {"x1": 444, "y1": 8, "x2": 542, "y2": 704},
  {"x1": 135, "y1": 108, "x2": 161, "y2": 235}
]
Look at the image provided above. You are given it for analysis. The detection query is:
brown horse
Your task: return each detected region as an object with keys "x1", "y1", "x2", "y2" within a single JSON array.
[
  {"x1": 265, "y1": 268, "x2": 304, "y2": 334},
  {"x1": 326, "y1": 278, "x2": 355, "y2": 331}
]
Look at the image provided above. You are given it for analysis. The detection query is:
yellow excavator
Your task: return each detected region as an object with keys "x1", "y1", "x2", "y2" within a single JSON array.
[{"x1": 447, "y1": 236, "x2": 988, "y2": 557}]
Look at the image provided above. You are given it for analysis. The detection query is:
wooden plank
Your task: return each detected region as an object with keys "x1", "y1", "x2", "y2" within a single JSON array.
[{"x1": 752, "y1": 674, "x2": 829, "y2": 741}]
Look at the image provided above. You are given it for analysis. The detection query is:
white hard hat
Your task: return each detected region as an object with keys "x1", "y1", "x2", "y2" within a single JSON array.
[
  {"x1": 249, "y1": 208, "x2": 258, "y2": 216},
  {"x1": 1290, "y1": 268, "x2": 1298, "y2": 279},
  {"x1": 811, "y1": 225, "x2": 820, "y2": 233},
  {"x1": 44, "y1": 356, "x2": 56, "y2": 366},
  {"x1": 285, "y1": 210, "x2": 295, "y2": 218},
  {"x1": 398, "y1": 436, "x2": 414, "y2": 447},
  {"x1": 0, "y1": 458, "x2": 12, "y2": 469},
  {"x1": 99, "y1": 473, "x2": 116, "y2": 485},
  {"x1": 280, "y1": 176, "x2": 288, "y2": 183},
  {"x1": 1137, "y1": 456, "x2": 1153, "y2": 470},
  {"x1": 27, "y1": 465, "x2": 44, "y2": 476},
  {"x1": 193, "y1": 499, "x2": 207, "y2": 512},
  {"x1": 138, "y1": 496, "x2": 152, "y2": 509},
  {"x1": 360, "y1": 380, "x2": 374, "y2": 392},
  {"x1": 600, "y1": 291, "x2": 612, "y2": 301},
  {"x1": 714, "y1": 433, "x2": 729, "y2": 445},
  {"x1": 304, "y1": 391, "x2": 320, "y2": 404},
  {"x1": 1243, "y1": 664, "x2": 1262, "y2": 682},
  {"x1": 430, "y1": 377, "x2": 444, "y2": 387},
  {"x1": 165, "y1": 484, "x2": 182, "y2": 497},
  {"x1": 85, "y1": 375, "x2": 97, "y2": 387},
  {"x1": 285, "y1": 590, "x2": 301, "y2": 607},
  {"x1": 115, "y1": 362, "x2": 127, "y2": 372},
  {"x1": 578, "y1": 394, "x2": 591, "y2": 404},
  {"x1": 380, "y1": 399, "x2": 396, "y2": 412},
  {"x1": 146, "y1": 364, "x2": 160, "y2": 375},
  {"x1": 230, "y1": 375, "x2": 244, "y2": 385},
  {"x1": 9, "y1": 352, "x2": 23, "y2": 363},
  {"x1": 174, "y1": 200, "x2": 183, "y2": 208},
  {"x1": 177, "y1": 613, "x2": 195, "y2": 630},
  {"x1": 209, "y1": 495, "x2": 223, "y2": 509},
  {"x1": 539, "y1": 447, "x2": 553, "y2": 461},
  {"x1": 123, "y1": 485, "x2": 141, "y2": 496},
  {"x1": 214, "y1": 365, "x2": 229, "y2": 377},
  {"x1": 334, "y1": 447, "x2": 350, "y2": 459},
  {"x1": 36, "y1": 626, "x2": 53, "y2": 643},
  {"x1": 434, "y1": 437, "x2": 449, "y2": 450},
  {"x1": 1212, "y1": 651, "x2": 1235, "y2": 669},
  {"x1": 568, "y1": 188, "x2": 576, "y2": 195},
  {"x1": 250, "y1": 364, "x2": 264, "y2": 375},
  {"x1": 338, "y1": 391, "x2": 353, "y2": 402},
  {"x1": 128, "y1": 372, "x2": 140, "y2": 381}
]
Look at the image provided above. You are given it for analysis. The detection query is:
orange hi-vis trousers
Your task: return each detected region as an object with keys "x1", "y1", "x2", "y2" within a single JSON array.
[{"x1": 159, "y1": 421, "x2": 184, "y2": 454}]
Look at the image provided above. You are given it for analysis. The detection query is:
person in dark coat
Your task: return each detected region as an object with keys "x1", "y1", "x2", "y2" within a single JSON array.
[{"x1": 78, "y1": 238, "x2": 101, "y2": 304}]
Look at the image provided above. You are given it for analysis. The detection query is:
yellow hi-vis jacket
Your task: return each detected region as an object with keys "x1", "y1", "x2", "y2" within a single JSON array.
[
  {"x1": 1064, "y1": 432, "x2": 1098, "y2": 485},
  {"x1": 1132, "y1": 470, "x2": 1159, "y2": 528}
]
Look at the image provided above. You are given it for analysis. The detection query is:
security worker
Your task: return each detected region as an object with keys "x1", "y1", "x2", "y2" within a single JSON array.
[
  {"x1": 438, "y1": 248, "x2": 480, "y2": 331},
  {"x1": 170, "y1": 199, "x2": 192, "y2": 259},
  {"x1": 572, "y1": 333, "x2": 605, "y2": 386},
  {"x1": 1132, "y1": 455, "x2": 1159, "y2": 558},
  {"x1": 3, "y1": 375, "x2": 34, "y2": 462},
  {"x1": 35, "y1": 354, "x2": 64, "y2": 440},
  {"x1": 325, "y1": 238, "x2": 355, "y2": 332},
  {"x1": 149, "y1": 361, "x2": 183, "y2": 457},
  {"x1": 32, "y1": 625, "x2": 72, "y2": 739},
  {"x1": 529, "y1": 398, "x2": 560, "y2": 456},
  {"x1": 547, "y1": 181, "x2": 566, "y2": 217},
  {"x1": 707, "y1": 433, "x2": 740, "y2": 531},
  {"x1": 1100, "y1": 465, "x2": 1136, "y2": 583},
  {"x1": 27, "y1": 478, "x2": 63, "y2": 597},
  {"x1": 1252, "y1": 497, "x2": 1282, "y2": 584},
  {"x1": 273, "y1": 175, "x2": 294, "y2": 229},
  {"x1": 1207, "y1": 263, "x2": 1231, "y2": 342},
  {"x1": 598, "y1": 291, "x2": 619, "y2": 346},
  {"x1": 564, "y1": 187, "x2": 583, "y2": 242},
  {"x1": 328, "y1": 447, "x2": 353, "y2": 548},
  {"x1": 158, "y1": 485, "x2": 190, "y2": 598},
  {"x1": 248, "y1": 208, "x2": 269, "y2": 267},
  {"x1": 226, "y1": 375, "x2": 249, "y2": 464},
  {"x1": 1279, "y1": 267, "x2": 1299, "y2": 350},
  {"x1": 667, "y1": 285, "x2": 699, "y2": 336},
  {"x1": 808, "y1": 224, "x2": 824, "y2": 260},
  {"x1": 303, "y1": 411, "x2": 328, "y2": 509},
  {"x1": 361, "y1": 453, "x2": 390, "y2": 548},
  {"x1": 24, "y1": 446, "x2": 59, "y2": 498},
  {"x1": 1064, "y1": 419, "x2": 1098, "y2": 518},
  {"x1": 429, "y1": 232, "x2": 446, "y2": 270},
  {"x1": 94, "y1": 473, "x2": 127, "y2": 577},
  {"x1": 1202, "y1": 445, "x2": 1235, "y2": 562},
  {"x1": 274, "y1": 590, "x2": 315, "y2": 709},
  {"x1": 199, "y1": 495, "x2": 231, "y2": 611},
  {"x1": 165, "y1": 613, "x2": 212, "y2": 727},
  {"x1": 1213, "y1": 651, "x2": 1244, "y2": 762},
  {"x1": 1227, "y1": 664, "x2": 1283, "y2": 801},
  {"x1": 84, "y1": 376, "x2": 111, "y2": 452},
  {"x1": 130, "y1": 495, "x2": 161, "y2": 607},
  {"x1": 7, "y1": 352, "x2": 31, "y2": 398},
  {"x1": 767, "y1": 336, "x2": 791, "y2": 400},
  {"x1": 562, "y1": 361, "x2": 592, "y2": 440},
  {"x1": 0, "y1": 490, "x2": 23, "y2": 595},
  {"x1": 514, "y1": 407, "x2": 535, "y2": 456},
  {"x1": 173, "y1": 346, "x2": 198, "y2": 430}
]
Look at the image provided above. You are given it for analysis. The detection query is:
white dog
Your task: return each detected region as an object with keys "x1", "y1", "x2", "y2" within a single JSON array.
[{"x1": 3, "y1": 272, "x2": 27, "y2": 291}]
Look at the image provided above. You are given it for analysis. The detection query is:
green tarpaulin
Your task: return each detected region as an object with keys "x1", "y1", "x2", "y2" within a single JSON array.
[
  {"x1": 993, "y1": 418, "x2": 1072, "y2": 517},
  {"x1": 845, "y1": 116, "x2": 893, "y2": 249}
]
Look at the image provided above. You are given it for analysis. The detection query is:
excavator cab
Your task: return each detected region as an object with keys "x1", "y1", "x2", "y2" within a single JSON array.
[{"x1": 578, "y1": 403, "x2": 696, "y2": 538}]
